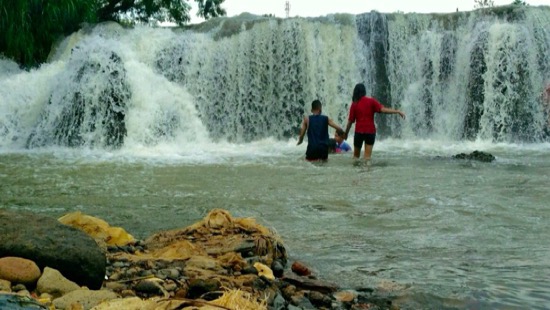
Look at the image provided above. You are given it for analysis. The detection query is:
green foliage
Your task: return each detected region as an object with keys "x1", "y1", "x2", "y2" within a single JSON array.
[
  {"x1": 97, "y1": 0, "x2": 226, "y2": 26},
  {"x1": 474, "y1": 0, "x2": 495, "y2": 9},
  {"x1": 511, "y1": 0, "x2": 527, "y2": 5},
  {"x1": 196, "y1": 0, "x2": 225, "y2": 19},
  {"x1": 97, "y1": 0, "x2": 192, "y2": 25},
  {"x1": 0, "y1": 0, "x2": 226, "y2": 68},
  {"x1": 0, "y1": 0, "x2": 98, "y2": 68}
]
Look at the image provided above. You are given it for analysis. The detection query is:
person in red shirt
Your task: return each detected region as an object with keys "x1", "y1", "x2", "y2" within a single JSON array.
[{"x1": 344, "y1": 83, "x2": 406, "y2": 160}]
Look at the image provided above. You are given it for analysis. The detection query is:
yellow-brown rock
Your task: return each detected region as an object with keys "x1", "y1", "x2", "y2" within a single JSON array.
[
  {"x1": 334, "y1": 290, "x2": 357, "y2": 303},
  {"x1": 58, "y1": 211, "x2": 135, "y2": 246},
  {"x1": 254, "y1": 262, "x2": 275, "y2": 280},
  {"x1": 0, "y1": 257, "x2": 41, "y2": 284}
]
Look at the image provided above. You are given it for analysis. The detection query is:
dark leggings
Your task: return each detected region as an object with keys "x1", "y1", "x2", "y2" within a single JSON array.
[{"x1": 353, "y1": 132, "x2": 376, "y2": 148}]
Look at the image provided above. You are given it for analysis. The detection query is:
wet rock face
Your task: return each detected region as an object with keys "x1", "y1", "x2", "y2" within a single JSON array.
[
  {"x1": 453, "y1": 150, "x2": 496, "y2": 162},
  {"x1": 26, "y1": 51, "x2": 130, "y2": 149},
  {"x1": 0, "y1": 210, "x2": 106, "y2": 289}
]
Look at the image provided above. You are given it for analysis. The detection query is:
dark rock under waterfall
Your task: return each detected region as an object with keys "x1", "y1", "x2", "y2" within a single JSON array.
[
  {"x1": 465, "y1": 27, "x2": 488, "y2": 141},
  {"x1": 356, "y1": 12, "x2": 392, "y2": 137},
  {"x1": 453, "y1": 150, "x2": 496, "y2": 162},
  {"x1": 26, "y1": 51, "x2": 130, "y2": 149}
]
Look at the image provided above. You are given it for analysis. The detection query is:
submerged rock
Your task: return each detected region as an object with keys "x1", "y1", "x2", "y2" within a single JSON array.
[
  {"x1": 282, "y1": 273, "x2": 339, "y2": 294},
  {"x1": 0, "y1": 294, "x2": 47, "y2": 310},
  {"x1": 452, "y1": 150, "x2": 496, "y2": 162}
]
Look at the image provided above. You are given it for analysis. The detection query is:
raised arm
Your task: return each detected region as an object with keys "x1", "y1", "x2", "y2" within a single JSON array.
[
  {"x1": 381, "y1": 107, "x2": 406, "y2": 119},
  {"x1": 297, "y1": 116, "x2": 308, "y2": 145}
]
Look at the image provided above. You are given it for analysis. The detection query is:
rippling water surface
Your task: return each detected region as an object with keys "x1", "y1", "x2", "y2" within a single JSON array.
[{"x1": 1, "y1": 140, "x2": 549, "y2": 309}]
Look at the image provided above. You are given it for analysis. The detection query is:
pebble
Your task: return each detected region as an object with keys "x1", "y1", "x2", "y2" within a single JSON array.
[{"x1": 0, "y1": 257, "x2": 41, "y2": 284}]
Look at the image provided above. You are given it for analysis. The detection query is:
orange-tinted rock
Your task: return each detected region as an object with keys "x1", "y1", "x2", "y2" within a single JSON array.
[
  {"x1": 0, "y1": 257, "x2": 41, "y2": 284},
  {"x1": 291, "y1": 261, "x2": 311, "y2": 276},
  {"x1": 334, "y1": 290, "x2": 357, "y2": 303}
]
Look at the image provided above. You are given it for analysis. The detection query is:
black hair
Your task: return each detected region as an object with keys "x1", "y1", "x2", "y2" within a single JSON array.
[
  {"x1": 335, "y1": 129, "x2": 345, "y2": 137},
  {"x1": 352, "y1": 83, "x2": 366, "y2": 102},
  {"x1": 311, "y1": 99, "x2": 322, "y2": 111}
]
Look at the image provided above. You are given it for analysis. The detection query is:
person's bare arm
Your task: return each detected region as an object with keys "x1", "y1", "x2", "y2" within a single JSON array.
[
  {"x1": 344, "y1": 120, "x2": 354, "y2": 140},
  {"x1": 381, "y1": 107, "x2": 406, "y2": 119},
  {"x1": 328, "y1": 118, "x2": 343, "y2": 132},
  {"x1": 297, "y1": 116, "x2": 308, "y2": 145}
]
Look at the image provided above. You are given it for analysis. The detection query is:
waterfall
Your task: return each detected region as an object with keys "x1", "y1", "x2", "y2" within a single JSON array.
[
  {"x1": 1, "y1": 6, "x2": 549, "y2": 150},
  {"x1": 383, "y1": 6, "x2": 550, "y2": 142},
  {"x1": 155, "y1": 15, "x2": 361, "y2": 142}
]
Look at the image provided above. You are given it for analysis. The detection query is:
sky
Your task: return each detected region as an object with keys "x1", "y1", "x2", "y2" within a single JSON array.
[{"x1": 189, "y1": 0, "x2": 550, "y2": 23}]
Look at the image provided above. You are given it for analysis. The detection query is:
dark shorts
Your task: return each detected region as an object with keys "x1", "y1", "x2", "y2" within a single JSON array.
[
  {"x1": 306, "y1": 144, "x2": 329, "y2": 161},
  {"x1": 354, "y1": 132, "x2": 376, "y2": 148}
]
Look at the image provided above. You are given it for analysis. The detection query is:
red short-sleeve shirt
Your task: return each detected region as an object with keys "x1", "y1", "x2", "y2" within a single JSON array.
[{"x1": 348, "y1": 96, "x2": 384, "y2": 134}]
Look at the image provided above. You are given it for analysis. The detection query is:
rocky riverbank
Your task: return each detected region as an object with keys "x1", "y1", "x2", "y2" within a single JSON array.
[{"x1": 0, "y1": 208, "x2": 399, "y2": 310}]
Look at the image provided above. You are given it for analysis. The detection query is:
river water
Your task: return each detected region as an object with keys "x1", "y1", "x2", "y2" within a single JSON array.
[{"x1": 1, "y1": 140, "x2": 549, "y2": 309}]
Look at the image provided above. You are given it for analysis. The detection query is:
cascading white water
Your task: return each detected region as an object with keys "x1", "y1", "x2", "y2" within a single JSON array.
[
  {"x1": 0, "y1": 23, "x2": 211, "y2": 150},
  {"x1": 382, "y1": 7, "x2": 550, "y2": 142},
  {"x1": 0, "y1": 6, "x2": 549, "y2": 150},
  {"x1": 155, "y1": 15, "x2": 363, "y2": 142},
  {"x1": 1, "y1": 16, "x2": 363, "y2": 149}
]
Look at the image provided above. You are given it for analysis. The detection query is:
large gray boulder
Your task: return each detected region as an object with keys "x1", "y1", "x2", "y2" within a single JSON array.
[{"x1": 0, "y1": 210, "x2": 106, "y2": 289}]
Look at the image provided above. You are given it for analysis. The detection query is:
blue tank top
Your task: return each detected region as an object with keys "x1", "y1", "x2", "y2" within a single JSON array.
[{"x1": 307, "y1": 114, "x2": 329, "y2": 147}]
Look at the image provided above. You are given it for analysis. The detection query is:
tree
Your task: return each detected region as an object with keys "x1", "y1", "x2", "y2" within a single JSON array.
[
  {"x1": 511, "y1": 0, "x2": 528, "y2": 5},
  {"x1": 474, "y1": 0, "x2": 495, "y2": 8},
  {"x1": 97, "y1": 0, "x2": 226, "y2": 26},
  {"x1": 0, "y1": 0, "x2": 98, "y2": 68},
  {"x1": 195, "y1": 0, "x2": 226, "y2": 20},
  {"x1": 0, "y1": 0, "x2": 226, "y2": 68}
]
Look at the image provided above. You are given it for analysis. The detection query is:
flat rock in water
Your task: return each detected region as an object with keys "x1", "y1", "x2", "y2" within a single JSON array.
[
  {"x1": 282, "y1": 273, "x2": 339, "y2": 294},
  {"x1": 452, "y1": 150, "x2": 495, "y2": 162},
  {"x1": 0, "y1": 210, "x2": 106, "y2": 289},
  {"x1": 0, "y1": 294, "x2": 47, "y2": 310}
]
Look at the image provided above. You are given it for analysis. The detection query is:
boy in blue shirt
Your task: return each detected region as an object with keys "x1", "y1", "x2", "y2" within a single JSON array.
[
  {"x1": 334, "y1": 129, "x2": 351, "y2": 153},
  {"x1": 297, "y1": 100, "x2": 344, "y2": 161}
]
